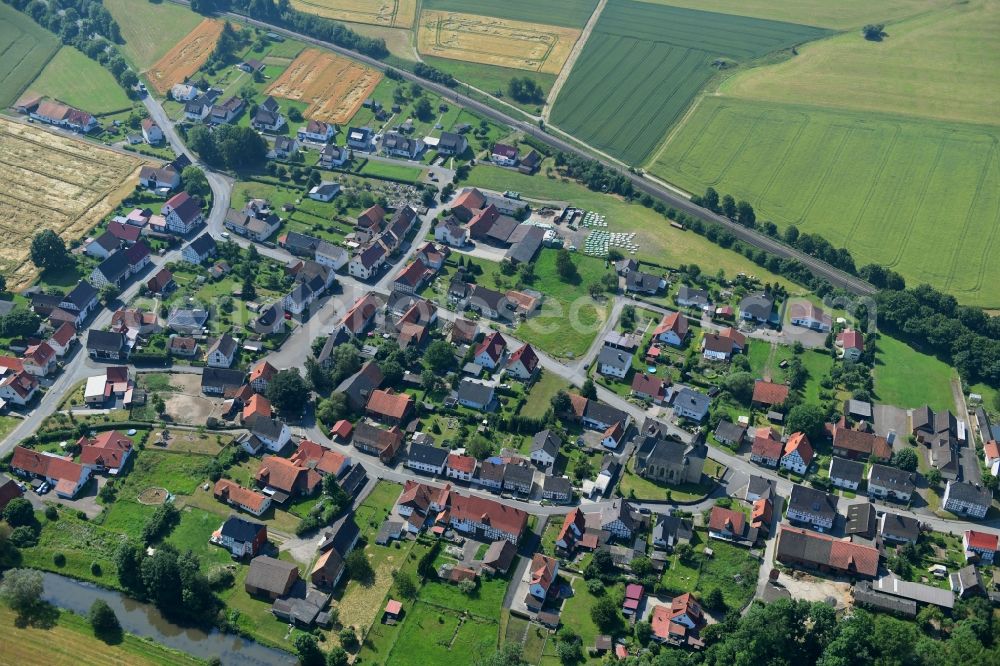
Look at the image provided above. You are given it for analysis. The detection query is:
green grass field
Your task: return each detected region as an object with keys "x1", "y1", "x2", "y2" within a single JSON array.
[
  {"x1": 658, "y1": 530, "x2": 759, "y2": 610},
  {"x1": 549, "y1": 0, "x2": 829, "y2": 165},
  {"x1": 358, "y1": 159, "x2": 425, "y2": 181},
  {"x1": 104, "y1": 0, "x2": 204, "y2": 70},
  {"x1": 463, "y1": 165, "x2": 797, "y2": 291},
  {"x1": 30, "y1": 46, "x2": 133, "y2": 115},
  {"x1": 874, "y1": 335, "x2": 956, "y2": 412},
  {"x1": 633, "y1": 0, "x2": 948, "y2": 29},
  {"x1": 423, "y1": 0, "x2": 600, "y2": 28},
  {"x1": 422, "y1": 55, "x2": 556, "y2": 114},
  {"x1": 522, "y1": 371, "x2": 571, "y2": 419},
  {"x1": 0, "y1": 3, "x2": 60, "y2": 107},
  {"x1": 651, "y1": 96, "x2": 1000, "y2": 306},
  {"x1": 720, "y1": 0, "x2": 1000, "y2": 128}
]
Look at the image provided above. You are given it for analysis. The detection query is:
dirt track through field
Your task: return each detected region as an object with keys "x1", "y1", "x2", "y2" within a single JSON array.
[
  {"x1": 0, "y1": 117, "x2": 152, "y2": 290},
  {"x1": 265, "y1": 48, "x2": 382, "y2": 124},
  {"x1": 146, "y1": 19, "x2": 224, "y2": 94}
]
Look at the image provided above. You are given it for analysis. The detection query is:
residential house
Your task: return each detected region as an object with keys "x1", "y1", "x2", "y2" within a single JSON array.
[
  {"x1": 242, "y1": 394, "x2": 272, "y2": 423},
  {"x1": 780, "y1": 432, "x2": 813, "y2": 474},
  {"x1": 244, "y1": 417, "x2": 292, "y2": 455},
  {"x1": 829, "y1": 457, "x2": 864, "y2": 491},
  {"x1": 708, "y1": 505, "x2": 758, "y2": 546},
  {"x1": 48, "y1": 323, "x2": 76, "y2": 358},
  {"x1": 224, "y1": 209, "x2": 280, "y2": 242},
  {"x1": 245, "y1": 556, "x2": 299, "y2": 599},
  {"x1": 506, "y1": 344, "x2": 539, "y2": 380},
  {"x1": 298, "y1": 120, "x2": 335, "y2": 143},
  {"x1": 30, "y1": 100, "x2": 97, "y2": 132},
  {"x1": 950, "y1": 565, "x2": 985, "y2": 598},
  {"x1": 701, "y1": 327, "x2": 746, "y2": 361},
  {"x1": 832, "y1": 422, "x2": 892, "y2": 462},
  {"x1": 518, "y1": 149, "x2": 541, "y2": 174},
  {"x1": 201, "y1": 367, "x2": 245, "y2": 396},
  {"x1": 280, "y1": 231, "x2": 322, "y2": 257},
  {"x1": 739, "y1": 293, "x2": 774, "y2": 324},
  {"x1": 162, "y1": 192, "x2": 203, "y2": 234},
  {"x1": 449, "y1": 493, "x2": 528, "y2": 544},
  {"x1": 676, "y1": 285, "x2": 710, "y2": 308},
  {"x1": 867, "y1": 464, "x2": 915, "y2": 502},
  {"x1": 650, "y1": 594, "x2": 703, "y2": 647},
  {"x1": 653, "y1": 513, "x2": 693, "y2": 551},
  {"x1": 314, "y1": 241, "x2": 348, "y2": 271},
  {"x1": 336, "y1": 360, "x2": 384, "y2": 411},
  {"x1": 382, "y1": 132, "x2": 424, "y2": 159},
  {"x1": 598, "y1": 346, "x2": 632, "y2": 379},
  {"x1": 524, "y1": 553, "x2": 558, "y2": 611},
  {"x1": 248, "y1": 360, "x2": 277, "y2": 393},
  {"x1": 530, "y1": 430, "x2": 560, "y2": 469},
  {"x1": 846, "y1": 503, "x2": 878, "y2": 539},
  {"x1": 750, "y1": 428, "x2": 783, "y2": 467},
  {"x1": 474, "y1": 332, "x2": 507, "y2": 370},
  {"x1": 963, "y1": 530, "x2": 997, "y2": 563},
  {"x1": 146, "y1": 268, "x2": 175, "y2": 295},
  {"x1": 456, "y1": 379, "x2": 496, "y2": 411},
  {"x1": 481, "y1": 539, "x2": 517, "y2": 575},
  {"x1": 2, "y1": 366, "x2": 41, "y2": 407},
  {"x1": 0, "y1": 474, "x2": 23, "y2": 513},
  {"x1": 653, "y1": 311, "x2": 688, "y2": 347},
  {"x1": 837, "y1": 329, "x2": 865, "y2": 362},
  {"x1": 713, "y1": 421, "x2": 746, "y2": 448},
  {"x1": 437, "y1": 131, "x2": 467, "y2": 156},
  {"x1": 251, "y1": 96, "x2": 284, "y2": 132},
  {"x1": 216, "y1": 516, "x2": 268, "y2": 558},
  {"x1": 209, "y1": 96, "x2": 244, "y2": 124},
  {"x1": 86, "y1": 330, "x2": 129, "y2": 361},
  {"x1": 880, "y1": 512, "x2": 921, "y2": 545},
  {"x1": 786, "y1": 484, "x2": 838, "y2": 531},
  {"x1": 942, "y1": 481, "x2": 991, "y2": 519},
  {"x1": 141, "y1": 118, "x2": 164, "y2": 144},
  {"x1": 502, "y1": 463, "x2": 533, "y2": 495},
  {"x1": 289, "y1": 440, "x2": 350, "y2": 479},
  {"x1": 392, "y1": 259, "x2": 429, "y2": 295},
  {"x1": 184, "y1": 89, "x2": 220, "y2": 121},
  {"x1": 348, "y1": 243, "x2": 387, "y2": 280},
  {"x1": 167, "y1": 307, "x2": 208, "y2": 334},
  {"x1": 672, "y1": 388, "x2": 711, "y2": 422},
  {"x1": 752, "y1": 380, "x2": 789, "y2": 410},
  {"x1": 85, "y1": 232, "x2": 120, "y2": 259},
  {"x1": 407, "y1": 442, "x2": 448, "y2": 475},
  {"x1": 541, "y1": 476, "x2": 572, "y2": 504},
  {"x1": 78, "y1": 430, "x2": 133, "y2": 475},
  {"x1": 434, "y1": 216, "x2": 469, "y2": 247},
  {"x1": 491, "y1": 143, "x2": 519, "y2": 167},
  {"x1": 353, "y1": 422, "x2": 404, "y2": 463},
  {"x1": 600, "y1": 499, "x2": 637, "y2": 541},
  {"x1": 366, "y1": 389, "x2": 414, "y2": 426},
  {"x1": 22, "y1": 342, "x2": 56, "y2": 377},
  {"x1": 269, "y1": 136, "x2": 298, "y2": 160},
  {"x1": 206, "y1": 334, "x2": 237, "y2": 368},
  {"x1": 631, "y1": 373, "x2": 669, "y2": 404},
  {"x1": 309, "y1": 182, "x2": 340, "y2": 202},
  {"x1": 255, "y1": 455, "x2": 321, "y2": 497},
  {"x1": 212, "y1": 479, "x2": 271, "y2": 518},
  {"x1": 318, "y1": 143, "x2": 347, "y2": 168},
  {"x1": 789, "y1": 301, "x2": 831, "y2": 331},
  {"x1": 445, "y1": 453, "x2": 477, "y2": 482},
  {"x1": 170, "y1": 83, "x2": 200, "y2": 101},
  {"x1": 568, "y1": 396, "x2": 631, "y2": 433},
  {"x1": 624, "y1": 270, "x2": 665, "y2": 295}
]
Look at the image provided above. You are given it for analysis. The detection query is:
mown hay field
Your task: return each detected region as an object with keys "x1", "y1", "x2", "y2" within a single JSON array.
[
  {"x1": 417, "y1": 10, "x2": 580, "y2": 75},
  {"x1": 0, "y1": 3, "x2": 60, "y2": 107},
  {"x1": 633, "y1": 0, "x2": 949, "y2": 29},
  {"x1": 103, "y1": 0, "x2": 204, "y2": 70},
  {"x1": 549, "y1": 0, "x2": 829, "y2": 165},
  {"x1": 146, "y1": 19, "x2": 225, "y2": 95},
  {"x1": 719, "y1": 0, "x2": 1000, "y2": 128},
  {"x1": 0, "y1": 117, "x2": 152, "y2": 289},
  {"x1": 289, "y1": 0, "x2": 417, "y2": 28},
  {"x1": 423, "y1": 0, "x2": 600, "y2": 28},
  {"x1": 29, "y1": 46, "x2": 133, "y2": 115},
  {"x1": 265, "y1": 48, "x2": 381, "y2": 124},
  {"x1": 652, "y1": 96, "x2": 1000, "y2": 306}
]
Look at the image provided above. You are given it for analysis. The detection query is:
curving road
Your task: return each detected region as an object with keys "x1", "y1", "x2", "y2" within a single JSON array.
[{"x1": 175, "y1": 1, "x2": 876, "y2": 298}]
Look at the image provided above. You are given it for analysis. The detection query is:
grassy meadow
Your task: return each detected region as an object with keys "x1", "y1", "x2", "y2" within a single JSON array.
[
  {"x1": 104, "y1": 0, "x2": 204, "y2": 70},
  {"x1": 720, "y1": 0, "x2": 1000, "y2": 128},
  {"x1": 0, "y1": 3, "x2": 60, "y2": 107},
  {"x1": 651, "y1": 96, "x2": 1000, "y2": 306},
  {"x1": 874, "y1": 334, "x2": 956, "y2": 412},
  {"x1": 421, "y1": 55, "x2": 556, "y2": 114},
  {"x1": 549, "y1": 0, "x2": 829, "y2": 165},
  {"x1": 633, "y1": 0, "x2": 950, "y2": 29},
  {"x1": 30, "y1": 46, "x2": 133, "y2": 114}
]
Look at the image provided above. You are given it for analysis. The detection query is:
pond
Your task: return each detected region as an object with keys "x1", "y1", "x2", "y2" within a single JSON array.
[{"x1": 39, "y1": 571, "x2": 296, "y2": 666}]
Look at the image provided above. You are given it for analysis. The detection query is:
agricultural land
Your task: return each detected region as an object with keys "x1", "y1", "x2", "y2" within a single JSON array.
[
  {"x1": 265, "y1": 48, "x2": 382, "y2": 124},
  {"x1": 423, "y1": 0, "x2": 601, "y2": 28},
  {"x1": 632, "y1": 0, "x2": 950, "y2": 29},
  {"x1": 28, "y1": 46, "x2": 133, "y2": 115},
  {"x1": 0, "y1": 3, "x2": 60, "y2": 108},
  {"x1": 103, "y1": 0, "x2": 205, "y2": 70},
  {"x1": 417, "y1": 10, "x2": 580, "y2": 75},
  {"x1": 549, "y1": 0, "x2": 830, "y2": 165},
  {"x1": 289, "y1": 0, "x2": 418, "y2": 28},
  {"x1": 146, "y1": 19, "x2": 226, "y2": 95},
  {"x1": 0, "y1": 117, "x2": 152, "y2": 289}
]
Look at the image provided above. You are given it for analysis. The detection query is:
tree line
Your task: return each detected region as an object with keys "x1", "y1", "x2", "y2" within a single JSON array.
[
  {"x1": 191, "y1": 0, "x2": 388, "y2": 59},
  {"x1": 4, "y1": 0, "x2": 140, "y2": 96}
]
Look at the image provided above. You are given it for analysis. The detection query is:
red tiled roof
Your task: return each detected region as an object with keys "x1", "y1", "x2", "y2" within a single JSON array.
[
  {"x1": 357, "y1": 204, "x2": 386, "y2": 229},
  {"x1": 752, "y1": 380, "x2": 789, "y2": 406},
  {"x1": 249, "y1": 360, "x2": 277, "y2": 384},
  {"x1": 11, "y1": 446, "x2": 84, "y2": 483},
  {"x1": 331, "y1": 420, "x2": 353, "y2": 439},
  {"x1": 708, "y1": 506, "x2": 746, "y2": 536},
  {"x1": 452, "y1": 188, "x2": 486, "y2": 211},
  {"x1": 447, "y1": 453, "x2": 476, "y2": 474},
  {"x1": 778, "y1": 525, "x2": 879, "y2": 577},
  {"x1": 653, "y1": 311, "x2": 687, "y2": 338},
  {"x1": 243, "y1": 394, "x2": 272, "y2": 421},
  {"x1": 107, "y1": 221, "x2": 141, "y2": 243},
  {"x1": 450, "y1": 493, "x2": 527, "y2": 539},
  {"x1": 0, "y1": 356, "x2": 25, "y2": 373},
  {"x1": 966, "y1": 530, "x2": 999, "y2": 551},
  {"x1": 255, "y1": 456, "x2": 320, "y2": 494},
  {"x1": 289, "y1": 439, "x2": 347, "y2": 476},
  {"x1": 557, "y1": 507, "x2": 586, "y2": 548},
  {"x1": 394, "y1": 259, "x2": 428, "y2": 288},
  {"x1": 603, "y1": 421, "x2": 625, "y2": 444},
  {"x1": 833, "y1": 425, "x2": 891, "y2": 460},
  {"x1": 25, "y1": 342, "x2": 55, "y2": 366},
  {"x1": 529, "y1": 553, "x2": 557, "y2": 592},
  {"x1": 475, "y1": 331, "x2": 507, "y2": 363},
  {"x1": 837, "y1": 329, "x2": 864, "y2": 350},
  {"x1": 385, "y1": 599, "x2": 402, "y2": 615},
  {"x1": 631, "y1": 373, "x2": 668, "y2": 398},
  {"x1": 751, "y1": 428, "x2": 783, "y2": 459},
  {"x1": 508, "y1": 344, "x2": 539, "y2": 374},
  {"x1": 625, "y1": 583, "x2": 644, "y2": 600},
  {"x1": 467, "y1": 204, "x2": 500, "y2": 236},
  {"x1": 783, "y1": 432, "x2": 813, "y2": 466},
  {"x1": 366, "y1": 389, "x2": 414, "y2": 421},
  {"x1": 751, "y1": 498, "x2": 773, "y2": 528},
  {"x1": 51, "y1": 322, "x2": 76, "y2": 347},
  {"x1": 214, "y1": 478, "x2": 269, "y2": 512},
  {"x1": 986, "y1": 440, "x2": 1000, "y2": 460}
]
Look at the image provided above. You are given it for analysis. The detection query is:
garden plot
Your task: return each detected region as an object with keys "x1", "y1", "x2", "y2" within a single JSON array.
[
  {"x1": 289, "y1": 0, "x2": 417, "y2": 28},
  {"x1": 0, "y1": 117, "x2": 151, "y2": 289},
  {"x1": 265, "y1": 48, "x2": 381, "y2": 124},
  {"x1": 417, "y1": 10, "x2": 580, "y2": 74},
  {"x1": 146, "y1": 19, "x2": 225, "y2": 95}
]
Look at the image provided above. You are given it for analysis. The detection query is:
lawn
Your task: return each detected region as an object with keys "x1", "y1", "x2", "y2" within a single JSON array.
[
  {"x1": 514, "y1": 249, "x2": 610, "y2": 359},
  {"x1": 354, "y1": 480, "x2": 403, "y2": 540},
  {"x1": 358, "y1": 159, "x2": 425, "y2": 182},
  {"x1": 617, "y1": 458, "x2": 716, "y2": 501},
  {"x1": 559, "y1": 579, "x2": 623, "y2": 656},
  {"x1": 421, "y1": 55, "x2": 555, "y2": 115},
  {"x1": 651, "y1": 95, "x2": 1000, "y2": 306},
  {"x1": 30, "y1": 46, "x2": 133, "y2": 115},
  {"x1": 522, "y1": 371, "x2": 571, "y2": 419},
  {"x1": 636, "y1": 0, "x2": 949, "y2": 29},
  {"x1": 104, "y1": 0, "x2": 204, "y2": 70},
  {"x1": 20, "y1": 507, "x2": 125, "y2": 587},
  {"x1": 166, "y1": 506, "x2": 235, "y2": 569},
  {"x1": 382, "y1": 601, "x2": 499, "y2": 666},
  {"x1": 874, "y1": 335, "x2": 956, "y2": 412},
  {"x1": 0, "y1": 605, "x2": 204, "y2": 666},
  {"x1": 0, "y1": 3, "x2": 60, "y2": 107},
  {"x1": 463, "y1": 165, "x2": 796, "y2": 291},
  {"x1": 418, "y1": 573, "x2": 509, "y2": 620},
  {"x1": 549, "y1": 0, "x2": 829, "y2": 165},
  {"x1": 720, "y1": 0, "x2": 1000, "y2": 128},
  {"x1": 658, "y1": 530, "x2": 759, "y2": 611}
]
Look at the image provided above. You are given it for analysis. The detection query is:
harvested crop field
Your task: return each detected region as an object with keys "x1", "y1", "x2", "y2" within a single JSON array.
[
  {"x1": 549, "y1": 0, "x2": 829, "y2": 165},
  {"x1": 265, "y1": 48, "x2": 381, "y2": 124},
  {"x1": 146, "y1": 19, "x2": 224, "y2": 95},
  {"x1": 418, "y1": 10, "x2": 580, "y2": 74},
  {"x1": 0, "y1": 117, "x2": 152, "y2": 289},
  {"x1": 652, "y1": 96, "x2": 1000, "y2": 306},
  {"x1": 424, "y1": 0, "x2": 600, "y2": 28},
  {"x1": 289, "y1": 0, "x2": 417, "y2": 28}
]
